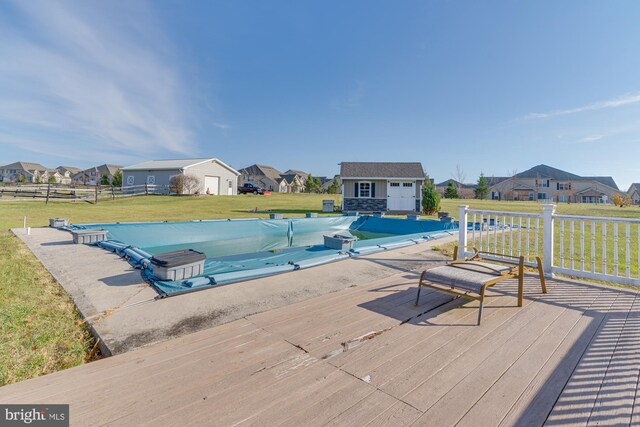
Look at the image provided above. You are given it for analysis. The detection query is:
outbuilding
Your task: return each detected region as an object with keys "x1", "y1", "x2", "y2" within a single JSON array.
[
  {"x1": 121, "y1": 158, "x2": 240, "y2": 195},
  {"x1": 339, "y1": 162, "x2": 425, "y2": 212}
]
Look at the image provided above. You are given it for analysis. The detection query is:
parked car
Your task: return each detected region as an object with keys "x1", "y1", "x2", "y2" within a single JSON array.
[{"x1": 238, "y1": 183, "x2": 265, "y2": 195}]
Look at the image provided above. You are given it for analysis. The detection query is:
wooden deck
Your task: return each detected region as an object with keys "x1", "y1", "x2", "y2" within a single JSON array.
[{"x1": 1, "y1": 270, "x2": 639, "y2": 426}]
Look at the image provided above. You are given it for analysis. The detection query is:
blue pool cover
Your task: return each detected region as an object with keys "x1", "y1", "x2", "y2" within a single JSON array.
[{"x1": 66, "y1": 215, "x2": 457, "y2": 297}]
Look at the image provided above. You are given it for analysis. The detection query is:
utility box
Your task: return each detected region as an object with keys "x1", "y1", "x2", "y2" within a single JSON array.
[
  {"x1": 440, "y1": 216, "x2": 453, "y2": 223},
  {"x1": 269, "y1": 213, "x2": 284, "y2": 220},
  {"x1": 49, "y1": 218, "x2": 68, "y2": 227},
  {"x1": 71, "y1": 229, "x2": 108, "y2": 244},
  {"x1": 306, "y1": 212, "x2": 318, "y2": 218},
  {"x1": 323, "y1": 234, "x2": 355, "y2": 250},
  {"x1": 322, "y1": 200, "x2": 335, "y2": 213},
  {"x1": 150, "y1": 249, "x2": 206, "y2": 281},
  {"x1": 407, "y1": 214, "x2": 421, "y2": 221}
]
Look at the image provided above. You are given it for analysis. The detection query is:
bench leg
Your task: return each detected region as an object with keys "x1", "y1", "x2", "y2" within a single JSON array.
[
  {"x1": 477, "y1": 287, "x2": 487, "y2": 325},
  {"x1": 415, "y1": 271, "x2": 425, "y2": 306},
  {"x1": 535, "y1": 256, "x2": 547, "y2": 293}
]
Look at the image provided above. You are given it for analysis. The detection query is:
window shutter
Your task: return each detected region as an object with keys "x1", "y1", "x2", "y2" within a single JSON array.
[
  {"x1": 556, "y1": 183, "x2": 559, "y2": 190},
  {"x1": 371, "y1": 183, "x2": 376, "y2": 198},
  {"x1": 354, "y1": 182, "x2": 359, "y2": 198}
]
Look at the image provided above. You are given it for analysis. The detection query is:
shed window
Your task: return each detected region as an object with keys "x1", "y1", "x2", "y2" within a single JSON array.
[
  {"x1": 403, "y1": 182, "x2": 413, "y2": 187},
  {"x1": 355, "y1": 181, "x2": 376, "y2": 198}
]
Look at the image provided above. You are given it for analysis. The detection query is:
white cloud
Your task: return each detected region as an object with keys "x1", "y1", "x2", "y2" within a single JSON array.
[
  {"x1": 0, "y1": 0, "x2": 195, "y2": 162},
  {"x1": 577, "y1": 134, "x2": 604, "y2": 143},
  {"x1": 522, "y1": 92, "x2": 640, "y2": 120}
]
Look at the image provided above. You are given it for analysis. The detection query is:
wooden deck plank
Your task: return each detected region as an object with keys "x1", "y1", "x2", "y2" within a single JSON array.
[
  {"x1": 374, "y1": 294, "x2": 543, "y2": 399},
  {"x1": 586, "y1": 293, "x2": 640, "y2": 426},
  {"x1": 450, "y1": 285, "x2": 609, "y2": 427},
  {"x1": 334, "y1": 294, "x2": 513, "y2": 375},
  {"x1": 545, "y1": 291, "x2": 637, "y2": 426},
  {"x1": 323, "y1": 390, "x2": 401, "y2": 426},
  {"x1": 365, "y1": 400, "x2": 422, "y2": 427},
  {"x1": 498, "y1": 311, "x2": 606, "y2": 426}
]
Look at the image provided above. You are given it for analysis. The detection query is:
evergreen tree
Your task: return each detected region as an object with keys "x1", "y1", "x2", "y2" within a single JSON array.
[
  {"x1": 100, "y1": 174, "x2": 110, "y2": 185},
  {"x1": 327, "y1": 177, "x2": 340, "y2": 194},
  {"x1": 47, "y1": 175, "x2": 57, "y2": 184},
  {"x1": 111, "y1": 170, "x2": 123, "y2": 187},
  {"x1": 443, "y1": 180, "x2": 459, "y2": 199},
  {"x1": 304, "y1": 174, "x2": 317, "y2": 193},
  {"x1": 421, "y1": 176, "x2": 440, "y2": 214},
  {"x1": 475, "y1": 173, "x2": 489, "y2": 200}
]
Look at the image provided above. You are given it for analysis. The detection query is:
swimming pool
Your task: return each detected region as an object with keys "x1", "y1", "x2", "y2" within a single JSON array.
[{"x1": 68, "y1": 215, "x2": 457, "y2": 297}]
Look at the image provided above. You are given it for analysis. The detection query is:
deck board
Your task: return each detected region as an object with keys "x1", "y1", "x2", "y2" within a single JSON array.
[{"x1": 0, "y1": 272, "x2": 638, "y2": 426}]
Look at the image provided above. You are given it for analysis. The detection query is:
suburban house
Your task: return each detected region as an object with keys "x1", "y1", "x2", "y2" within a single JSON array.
[
  {"x1": 628, "y1": 183, "x2": 640, "y2": 204},
  {"x1": 238, "y1": 164, "x2": 310, "y2": 193},
  {"x1": 121, "y1": 158, "x2": 240, "y2": 195},
  {"x1": 0, "y1": 161, "x2": 49, "y2": 183},
  {"x1": 339, "y1": 162, "x2": 425, "y2": 212},
  {"x1": 435, "y1": 179, "x2": 477, "y2": 198},
  {"x1": 56, "y1": 166, "x2": 81, "y2": 184},
  {"x1": 73, "y1": 164, "x2": 122, "y2": 185},
  {"x1": 488, "y1": 164, "x2": 620, "y2": 203}
]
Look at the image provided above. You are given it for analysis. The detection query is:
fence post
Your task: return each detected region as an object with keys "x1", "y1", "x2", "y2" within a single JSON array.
[
  {"x1": 542, "y1": 204, "x2": 556, "y2": 277},
  {"x1": 145, "y1": 183, "x2": 148, "y2": 195},
  {"x1": 458, "y1": 205, "x2": 468, "y2": 259},
  {"x1": 94, "y1": 185, "x2": 99, "y2": 204},
  {"x1": 45, "y1": 184, "x2": 51, "y2": 205}
]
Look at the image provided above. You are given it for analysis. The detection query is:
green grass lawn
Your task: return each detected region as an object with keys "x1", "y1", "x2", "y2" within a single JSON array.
[{"x1": 0, "y1": 194, "x2": 637, "y2": 385}]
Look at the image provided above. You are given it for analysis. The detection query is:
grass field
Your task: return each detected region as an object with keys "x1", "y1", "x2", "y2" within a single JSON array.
[{"x1": 0, "y1": 194, "x2": 638, "y2": 385}]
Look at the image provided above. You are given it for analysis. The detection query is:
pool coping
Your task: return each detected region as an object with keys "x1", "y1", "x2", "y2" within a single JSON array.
[{"x1": 13, "y1": 226, "x2": 456, "y2": 356}]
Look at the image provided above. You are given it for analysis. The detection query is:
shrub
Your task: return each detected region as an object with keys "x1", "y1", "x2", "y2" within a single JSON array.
[
  {"x1": 475, "y1": 174, "x2": 489, "y2": 200},
  {"x1": 422, "y1": 177, "x2": 440, "y2": 215},
  {"x1": 611, "y1": 193, "x2": 631, "y2": 207},
  {"x1": 169, "y1": 174, "x2": 201, "y2": 195},
  {"x1": 443, "y1": 180, "x2": 459, "y2": 199}
]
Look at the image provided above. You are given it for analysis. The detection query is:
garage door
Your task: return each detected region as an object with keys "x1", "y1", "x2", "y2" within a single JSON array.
[
  {"x1": 388, "y1": 181, "x2": 415, "y2": 211},
  {"x1": 204, "y1": 176, "x2": 219, "y2": 195}
]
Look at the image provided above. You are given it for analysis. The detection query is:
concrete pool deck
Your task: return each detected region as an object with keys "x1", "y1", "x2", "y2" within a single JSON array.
[{"x1": 13, "y1": 227, "x2": 457, "y2": 355}]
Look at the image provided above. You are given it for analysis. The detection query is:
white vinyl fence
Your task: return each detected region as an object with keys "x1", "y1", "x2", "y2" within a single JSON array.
[{"x1": 458, "y1": 204, "x2": 640, "y2": 286}]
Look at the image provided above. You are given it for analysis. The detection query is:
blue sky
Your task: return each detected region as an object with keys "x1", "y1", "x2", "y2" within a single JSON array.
[{"x1": 1, "y1": 1, "x2": 640, "y2": 189}]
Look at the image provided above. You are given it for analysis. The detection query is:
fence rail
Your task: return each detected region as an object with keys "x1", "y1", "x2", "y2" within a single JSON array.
[
  {"x1": 0, "y1": 184, "x2": 169, "y2": 203},
  {"x1": 458, "y1": 204, "x2": 640, "y2": 287}
]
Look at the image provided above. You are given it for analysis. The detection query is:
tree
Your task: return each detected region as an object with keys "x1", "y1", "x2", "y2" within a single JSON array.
[
  {"x1": 169, "y1": 174, "x2": 201, "y2": 195},
  {"x1": 47, "y1": 175, "x2": 57, "y2": 184},
  {"x1": 421, "y1": 176, "x2": 440, "y2": 215},
  {"x1": 292, "y1": 180, "x2": 300, "y2": 193},
  {"x1": 454, "y1": 164, "x2": 466, "y2": 191},
  {"x1": 304, "y1": 174, "x2": 318, "y2": 193},
  {"x1": 100, "y1": 174, "x2": 110, "y2": 185},
  {"x1": 443, "y1": 180, "x2": 459, "y2": 199},
  {"x1": 327, "y1": 177, "x2": 340, "y2": 194},
  {"x1": 111, "y1": 170, "x2": 122, "y2": 187},
  {"x1": 611, "y1": 193, "x2": 631, "y2": 207},
  {"x1": 475, "y1": 173, "x2": 489, "y2": 200}
]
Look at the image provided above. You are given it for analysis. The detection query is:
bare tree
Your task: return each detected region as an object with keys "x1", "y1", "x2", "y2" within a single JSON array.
[
  {"x1": 454, "y1": 164, "x2": 466, "y2": 190},
  {"x1": 169, "y1": 174, "x2": 202, "y2": 195}
]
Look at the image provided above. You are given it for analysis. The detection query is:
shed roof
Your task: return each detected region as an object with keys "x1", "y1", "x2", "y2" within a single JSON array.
[{"x1": 340, "y1": 162, "x2": 424, "y2": 179}]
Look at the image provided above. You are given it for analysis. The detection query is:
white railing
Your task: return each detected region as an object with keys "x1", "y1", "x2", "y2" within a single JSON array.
[{"x1": 458, "y1": 204, "x2": 640, "y2": 286}]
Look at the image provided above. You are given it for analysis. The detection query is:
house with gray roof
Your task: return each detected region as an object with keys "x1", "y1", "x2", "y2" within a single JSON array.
[
  {"x1": 73, "y1": 164, "x2": 123, "y2": 185},
  {"x1": 121, "y1": 158, "x2": 239, "y2": 195},
  {"x1": 488, "y1": 164, "x2": 620, "y2": 203},
  {"x1": 0, "y1": 161, "x2": 48, "y2": 183},
  {"x1": 238, "y1": 164, "x2": 310, "y2": 192},
  {"x1": 339, "y1": 162, "x2": 425, "y2": 212},
  {"x1": 628, "y1": 183, "x2": 640, "y2": 205}
]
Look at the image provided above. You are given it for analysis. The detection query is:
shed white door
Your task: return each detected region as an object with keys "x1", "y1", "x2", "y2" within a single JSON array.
[
  {"x1": 387, "y1": 181, "x2": 415, "y2": 211},
  {"x1": 204, "y1": 176, "x2": 219, "y2": 195}
]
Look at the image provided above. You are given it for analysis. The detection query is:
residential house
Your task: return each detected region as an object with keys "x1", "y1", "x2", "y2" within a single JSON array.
[
  {"x1": 121, "y1": 158, "x2": 239, "y2": 195},
  {"x1": 628, "y1": 183, "x2": 640, "y2": 205},
  {"x1": 278, "y1": 174, "x2": 304, "y2": 193},
  {"x1": 488, "y1": 164, "x2": 619, "y2": 203},
  {"x1": 340, "y1": 162, "x2": 425, "y2": 212},
  {"x1": 435, "y1": 179, "x2": 477, "y2": 199},
  {"x1": 238, "y1": 164, "x2": 283, "y2": 192},
  {"x1": 56, "y1": 166, "x2": 81, "y2": 185},
  {"x1": 238, "y1": 165, "x2": 312, "y2": 193},
  {"x1": 73, "y1": 164, "x2": 122, "y2": 185},
  {"x1": 0, "y1": 161, "x2": 48, "y2": 183}
]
